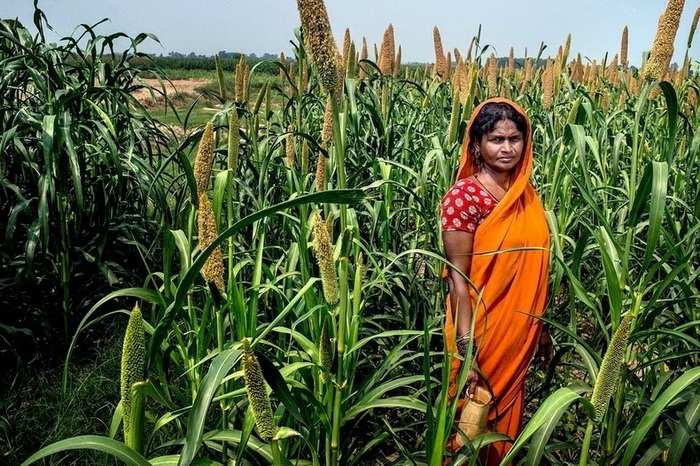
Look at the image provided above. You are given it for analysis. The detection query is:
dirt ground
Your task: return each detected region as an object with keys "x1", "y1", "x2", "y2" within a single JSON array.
[{"x1": 132, "y1": 78, "x2": 213, "y2": 108}]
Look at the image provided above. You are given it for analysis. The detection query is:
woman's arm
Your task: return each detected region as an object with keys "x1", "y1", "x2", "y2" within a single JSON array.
[
  {"x1": 443, "y1": 229, "x2": 480, "y2": 397},
  {"x1": 443, "y1": 230, "x2": 474, "y2": 337}
]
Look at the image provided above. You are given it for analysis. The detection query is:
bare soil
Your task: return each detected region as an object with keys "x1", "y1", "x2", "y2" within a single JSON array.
[{"x1": 132, "y1": 78, "x2": 213, "y2": 108}]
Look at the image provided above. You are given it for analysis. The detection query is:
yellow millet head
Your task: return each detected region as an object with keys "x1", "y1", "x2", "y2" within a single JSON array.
[
  {"x1": 312, "y1": 211, "x2": 339, "y2": 305},
  {"x1": 359, "y1": 37, "x2": 368, "y2": 79},
  {"x1": 296, "y1": 0, "x2": 340, "y2": 94},
  {"x1": 688, "y1": 6, "x2": 699, "y2": 49},
  {"x1": 301, "y1": 138, "x2": 310, "y2": 173},
  {"x1": 643, "y1": 0, "x2": 686, "y2": 82},
  {"x1": 488, "y1": 53, "x2": 498, "y2": 97},
  {"x1": 315, "y1": 151, "x2": 326, "y2": 192},
  {"x1": 198, "y1": 193, "x2": 225, "y2": 293},
  {"x1": 590, "y1": 313, "x2": 633, "y2": 422},
  {"x1": 322, "y1": 94, "x2": 334, "y2": 145},
  {"x1": 507, "y1": 47, "x2": 515, "y2": 75},
  {"x1": 621, "y1": 26, "x2": 629, "y2": 68},
  {"x1": 279, "y1": 52, "x2": 287, "y2": 82},
  {"x1": 453, "y1": 47, "x2": 462, "y2": 64},
  {"x1": 342, "y1": 28, "x2": 351, "y2": 67},
  {"x1": 543, "y1": 61, "x2": 554, "y2": 110},
  {"x1": 433, "y1": 26, "x2": 447, "y2": 78},
  {"x1": 194, "y1": 121, "x2": 214, "y2": 199},
  {"x1": 242, "y1": 338, "x2": 277, "y2": 442},
  {"x1": 228, "y1": 110, "x2": 239, "y2": 173},
  {"x1": 563, "y1": 33, "x2": 571, "y2": 63},
  {"x1": 393, "y1": 45, "x2": 402, "y2": 78},
  {"x1": 379, "y1": 23, "x2": 395, "y2": 76},
  {"x1": 285, "y1": 125, "x2": 296, "y2": 167}
]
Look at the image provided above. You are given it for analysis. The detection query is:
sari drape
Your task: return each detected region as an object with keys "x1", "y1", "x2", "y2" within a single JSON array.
[{"x1": 443, "y1": 98, "x2": 550, "y2": 465}]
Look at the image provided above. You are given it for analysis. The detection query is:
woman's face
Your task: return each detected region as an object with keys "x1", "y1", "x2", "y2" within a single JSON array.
[{"x1": 475, "y1": 119, "x2": 524, "y2": 173}]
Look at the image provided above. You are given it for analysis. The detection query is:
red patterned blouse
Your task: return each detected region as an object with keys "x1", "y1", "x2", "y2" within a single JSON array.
[{"x1": 440, "y1": 178, "x2": 498, "y2": 234}]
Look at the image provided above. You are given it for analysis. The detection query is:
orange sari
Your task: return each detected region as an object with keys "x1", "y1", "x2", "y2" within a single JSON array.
[{"x1": 444, "y1": 98, "x2": 550, "y2": 464}]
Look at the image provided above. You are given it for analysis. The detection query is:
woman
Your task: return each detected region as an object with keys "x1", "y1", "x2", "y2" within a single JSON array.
[{"x1": 441, "y1": 98, "x2": 552, "y2": 465}]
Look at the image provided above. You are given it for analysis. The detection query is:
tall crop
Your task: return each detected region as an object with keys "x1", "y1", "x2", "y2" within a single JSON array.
[{"x1": 16, "y1": 1, "x2": 700, "y2": 465}]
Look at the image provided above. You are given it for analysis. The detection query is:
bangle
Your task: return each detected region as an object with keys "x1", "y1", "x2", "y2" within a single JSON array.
[
  {"x1": 456, "y1": 332, "x2": 479, "y2": 357},
  {"x1": 457, "y1": 338, "x2": 469, "y2": 356}
]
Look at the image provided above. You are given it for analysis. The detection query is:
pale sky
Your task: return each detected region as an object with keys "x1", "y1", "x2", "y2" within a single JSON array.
[{"x1": 1, "y1": 1, "x2": 698, "y2": 67}]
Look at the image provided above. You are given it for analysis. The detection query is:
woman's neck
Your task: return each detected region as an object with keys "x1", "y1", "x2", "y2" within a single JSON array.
[{"x1": 478, "y1": 166, "x2": 511, "y2": 191}]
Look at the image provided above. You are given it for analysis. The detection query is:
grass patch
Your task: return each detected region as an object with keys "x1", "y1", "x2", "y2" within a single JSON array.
[
  {"x1": 149, "y1": 102, "x2": 219, "y2": 129},
  {"x1": 1, "y1": 320, "x2": 124, "y2": 465}
]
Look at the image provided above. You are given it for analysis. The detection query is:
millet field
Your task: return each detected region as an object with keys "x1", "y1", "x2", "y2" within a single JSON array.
[{"x1": 1, "y1": 0, "x2": 699, "y2": 464}]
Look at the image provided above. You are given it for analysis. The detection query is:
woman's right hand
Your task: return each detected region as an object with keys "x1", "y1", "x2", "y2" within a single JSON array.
[{"x1": 466, "y1": 369, "x2": 479, "y2": 399}]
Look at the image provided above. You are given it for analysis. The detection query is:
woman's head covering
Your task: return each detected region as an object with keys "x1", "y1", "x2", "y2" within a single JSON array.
[{"x1": 454, "y1": 97, "x2": 534, "y2": 220}]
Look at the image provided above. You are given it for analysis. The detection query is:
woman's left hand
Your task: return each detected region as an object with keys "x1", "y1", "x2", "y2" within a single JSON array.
[{"x1": 535, "y1": 328, "x2": 554, "y2": 370}]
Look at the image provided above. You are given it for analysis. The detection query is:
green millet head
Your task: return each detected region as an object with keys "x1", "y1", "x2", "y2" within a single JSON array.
[
  {"x1": 121, "y1": 304, "x2": 146, "y2": 443},
  {"x1": 214, "y1": 53, "x2": 227, "y2": 101},
  {"x1": 319, "y1": 319, "x2": 332, "y2": 382},
  {"x1": 590, "y1": 313, "x2": 633, "y2": 422},
  {"x1": 242, "y1": 338, "x2": 277, "y2": 442},
  {"x1": 312, "y1": 211, "x2": 339, "y2": 305}
]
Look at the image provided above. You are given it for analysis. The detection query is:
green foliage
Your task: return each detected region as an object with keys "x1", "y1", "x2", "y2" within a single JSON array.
[{"x1": 0, "y1": 11, "x2": 185, "y2": 356}]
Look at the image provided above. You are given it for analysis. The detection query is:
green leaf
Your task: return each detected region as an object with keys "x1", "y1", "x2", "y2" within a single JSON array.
[
  {"x1": 525, "y1": 384, "x2": 591, "y2": 466},
  {"x1": 665, "y1": 389, "x2": 700, "y2": 465},
  {"x1": 148, "y1": 188, "x2": 366, "y2": 368},
  {"x1": 500, "y1": 386, "x2": 594, "y2": 465},
  {"x1": 657, "y1": 81, "x2": 678, "y2": 164},
  {"x1": 641, "y1": 161, "x2": 668, "y2": 272},
  {"x1": 21, "y1": 436, "x2": 150, "y2": 466},
  {"x1": 622, "y1": 367, "x2": 700, "y2": 466},
  {"x1": 63, "y1": 287, "x2": 164, "y2": 395},
  {"x1": 342, "y1": 396, "x2": 426, "y2": 424},
  {"x1": 178, "y1": 349, "x2": 241, "y2": 466},
  {"x1": 151, "y1": 456, "x2": 223, "y2": 466},
  {"x1": 204, "y1": 429, "x2": 273, "y2": 462},
  {"x1": 593, "y1": 227, "x2": 622, "y2": 327},
  {"x1": 256, "y1": 348, "x2": 309, "y2": 428}
]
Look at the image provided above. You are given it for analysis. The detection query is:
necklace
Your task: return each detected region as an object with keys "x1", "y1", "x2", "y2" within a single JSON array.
[{"x1": 473, "y1": 174, "x2": 502, "y2": 202}]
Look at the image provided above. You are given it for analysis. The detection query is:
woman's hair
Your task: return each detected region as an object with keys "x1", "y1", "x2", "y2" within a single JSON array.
[{"x1": 468, "y1": 102, "x2": 528, "y2": 160}]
